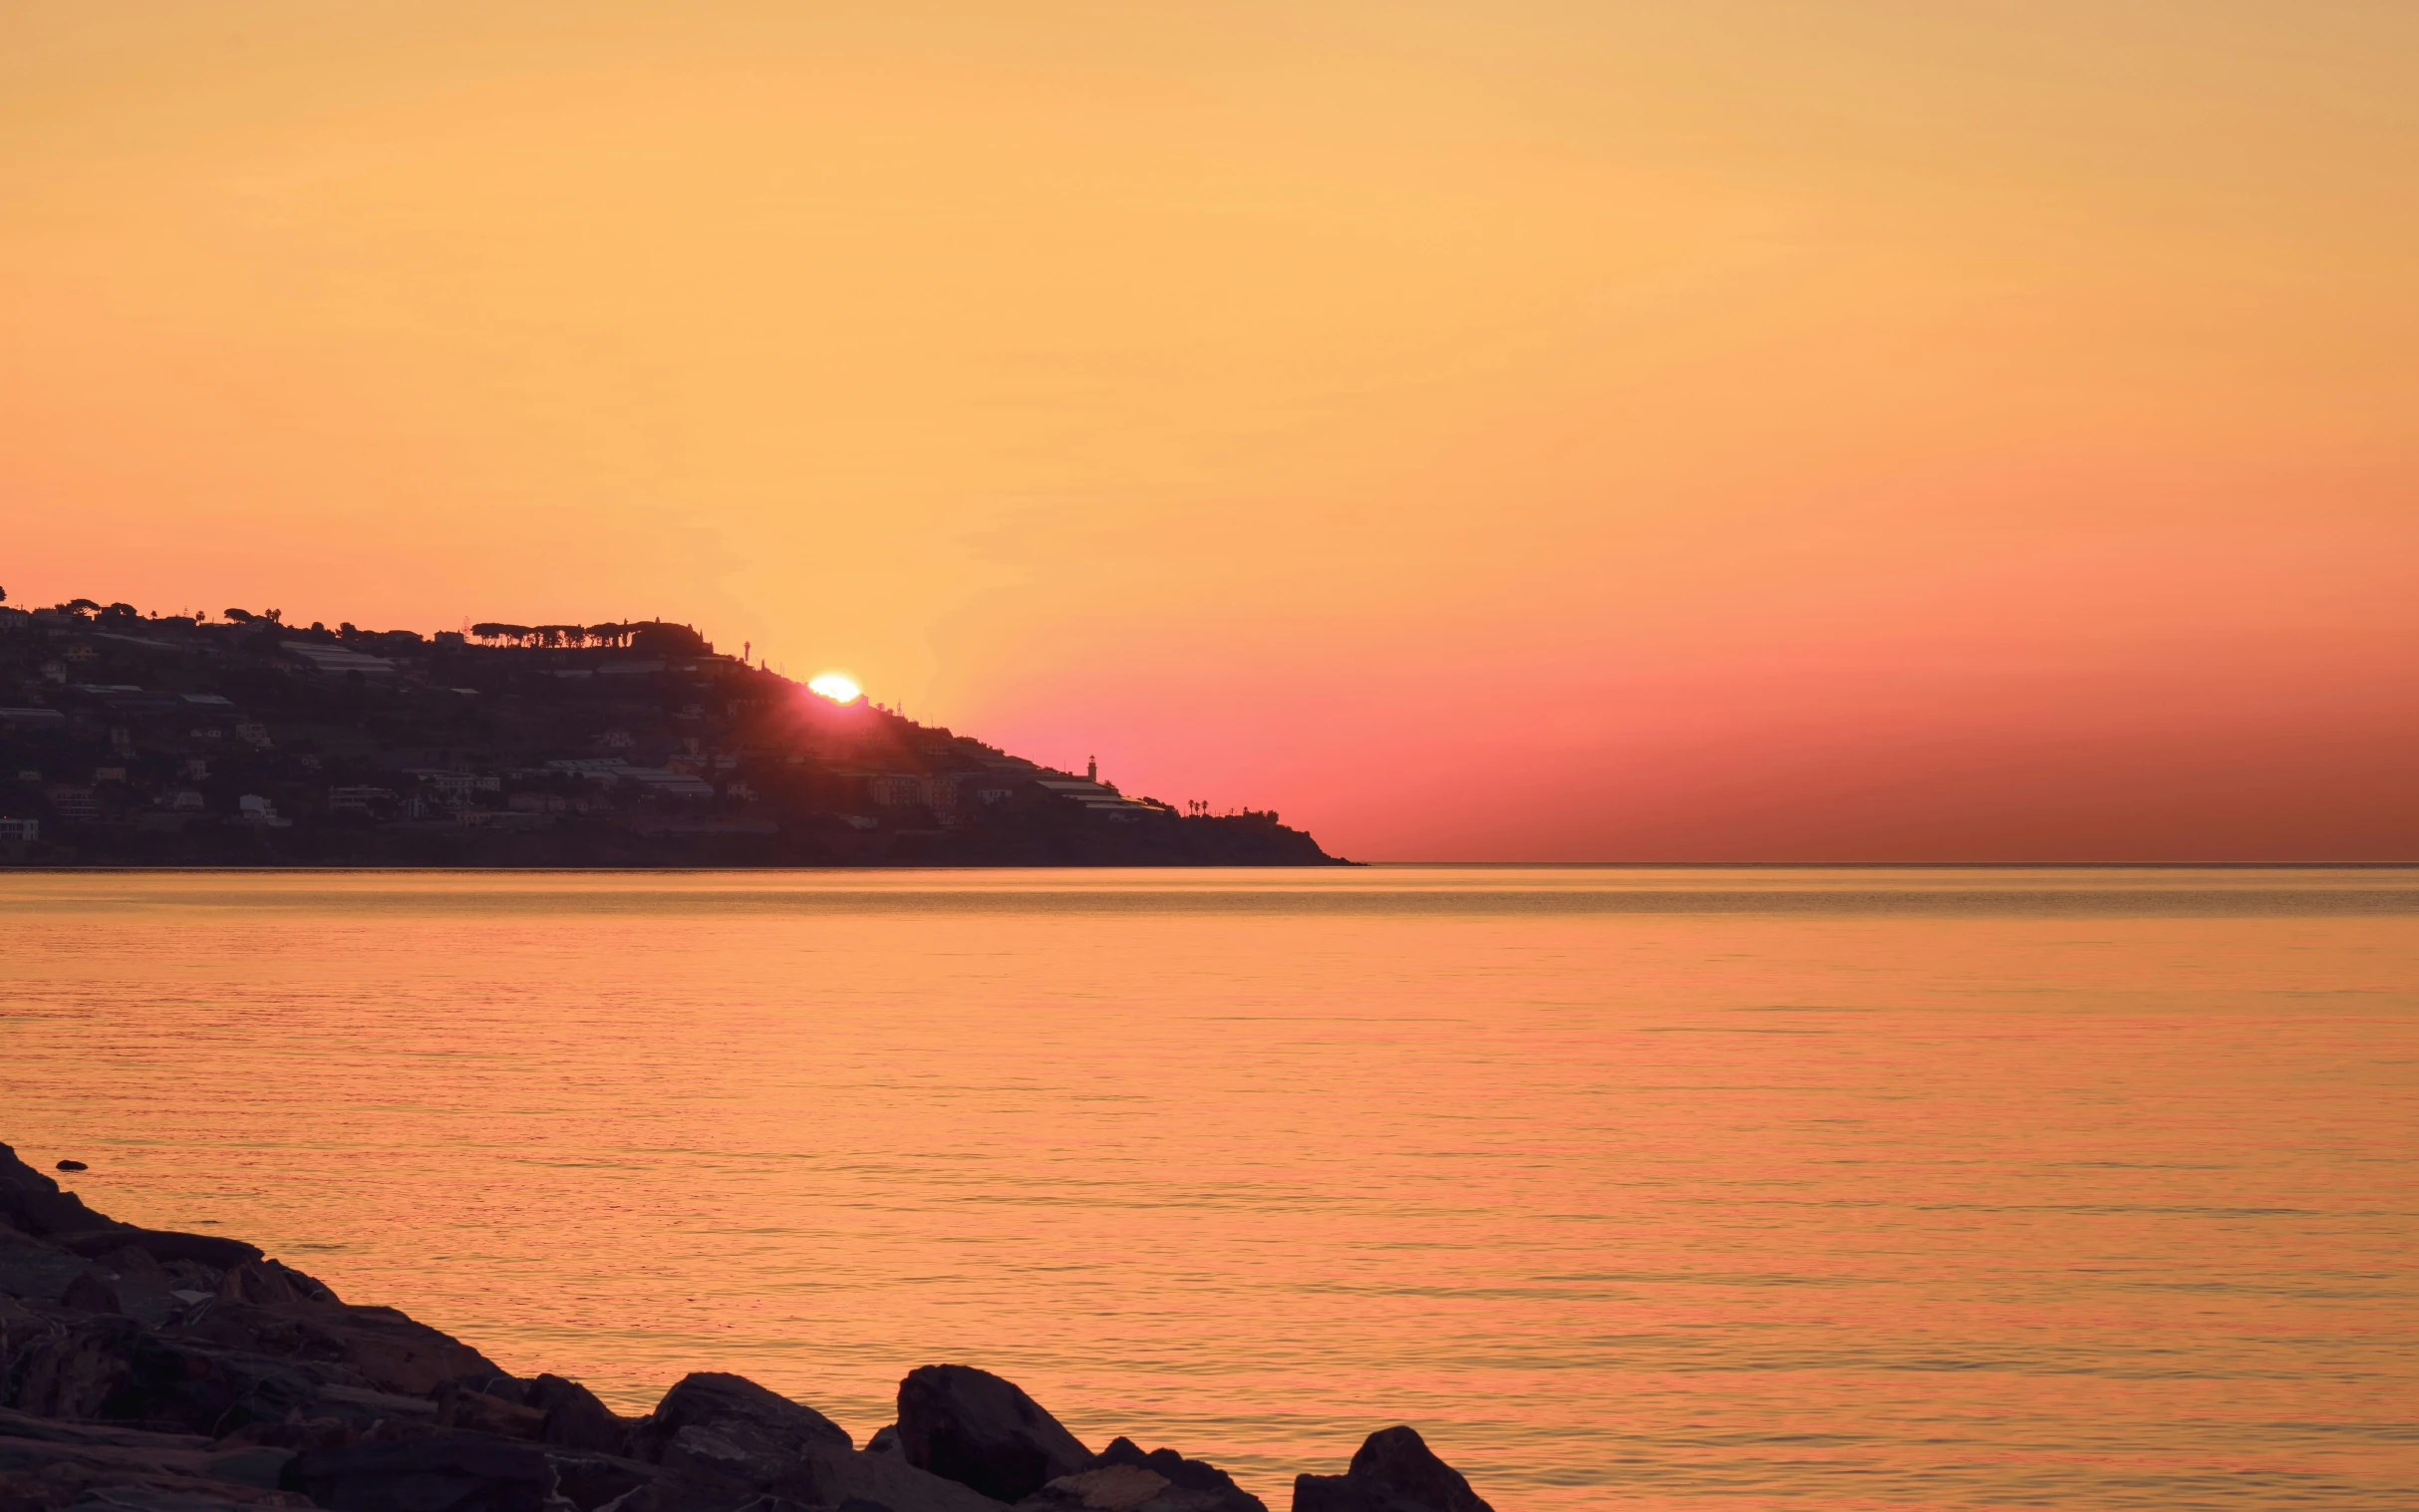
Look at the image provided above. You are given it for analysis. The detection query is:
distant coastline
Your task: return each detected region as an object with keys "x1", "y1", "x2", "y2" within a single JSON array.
[{"x1": 0, "y1": 600, "x2": 1342, "y2": 868}]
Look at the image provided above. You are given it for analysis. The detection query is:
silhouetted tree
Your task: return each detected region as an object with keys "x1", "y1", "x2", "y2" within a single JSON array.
[
  {"x1": 630, "y1": 621, "x2": 711, "y2": 656},
  {"x1": 224, "y1": 609, "x2": 256, "y2": 623}
]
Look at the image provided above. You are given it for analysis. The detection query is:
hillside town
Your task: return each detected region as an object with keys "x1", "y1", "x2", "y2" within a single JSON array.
[{"x1": 0, "y1": 597, "x2": 1336, "y2": 866}]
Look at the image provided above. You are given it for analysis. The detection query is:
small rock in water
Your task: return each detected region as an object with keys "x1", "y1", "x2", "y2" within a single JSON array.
[
  {"x1": 897, "y1": 1362, "x2": 1092, "y2": 1504},
  {"x1": 56, "y1": 1158, "x2": 88, "y2": 1171}
]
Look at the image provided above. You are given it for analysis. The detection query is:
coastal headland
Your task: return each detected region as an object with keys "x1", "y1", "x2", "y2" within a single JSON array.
[
  {"x1": 0, "y1": 602, "x2": 1337, "y2": 867},
  {"x1": 0, "y1": 1142, "x2": 1487, "y2": 1512}
]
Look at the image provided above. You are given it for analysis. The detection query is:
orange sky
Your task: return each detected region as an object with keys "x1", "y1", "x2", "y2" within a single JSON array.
[{"x1": 4, "y1": 2, "x2": 2415, "y2": 859}]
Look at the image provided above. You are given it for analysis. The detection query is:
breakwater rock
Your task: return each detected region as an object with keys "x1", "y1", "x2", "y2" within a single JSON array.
[{"x1": 0, "y1": 1145, "x2": 1493, "y2": 1512}]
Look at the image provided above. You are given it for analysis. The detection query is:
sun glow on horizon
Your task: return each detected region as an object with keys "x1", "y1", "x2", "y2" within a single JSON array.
[{"x1": 807, "y1": 672, "x2": 862, "y2": 705}]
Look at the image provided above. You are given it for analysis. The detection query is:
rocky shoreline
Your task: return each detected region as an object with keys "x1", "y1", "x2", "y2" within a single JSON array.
[{"x1": 1, "y1": 1144, "x2": 1491, "y2": 1512}]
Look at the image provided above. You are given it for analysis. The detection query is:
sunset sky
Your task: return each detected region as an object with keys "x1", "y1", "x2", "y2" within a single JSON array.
[{"x1": 4, "y1": 2, "x2": 2414, "y2": 859}]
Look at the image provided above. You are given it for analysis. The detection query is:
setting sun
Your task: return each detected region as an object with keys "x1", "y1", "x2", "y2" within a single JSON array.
[{"x1": 807, "y1": 672, "x2": 861, "y2": 705}]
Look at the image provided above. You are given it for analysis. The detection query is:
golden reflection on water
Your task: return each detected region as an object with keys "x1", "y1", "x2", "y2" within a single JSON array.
[{"x1": 3, "y1": 868, "x2": 2414, "y2": 1509}]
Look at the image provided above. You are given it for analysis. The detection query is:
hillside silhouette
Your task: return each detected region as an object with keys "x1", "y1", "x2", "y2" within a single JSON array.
[{"x1": 0, "y1": 597, "x2": 1339, "y2": 866}]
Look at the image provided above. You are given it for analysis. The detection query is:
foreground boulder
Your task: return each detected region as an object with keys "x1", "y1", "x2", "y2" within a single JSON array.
[
  {"x1": 1290, "y1": 1428, "x2": 1490, "y2": 1512},
  {"x1": 897, "y1": 1364, "x2": 1090, "y2": 1504},
  {"x1": 627, "y1": 1370, "x2": 1002, "y2": 1512},
  {"x1": 630, "y1": 1370, "x2": 850, "y2": 1465},
  {"x1": 1021, "y1": 1437, "x2": 1266, "y2": 1512}
]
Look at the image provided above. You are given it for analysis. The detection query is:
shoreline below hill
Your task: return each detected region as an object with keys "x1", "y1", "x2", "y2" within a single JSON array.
[{"x1": 0, "y1": 1141, "x2": 1488, "y2": 1512}]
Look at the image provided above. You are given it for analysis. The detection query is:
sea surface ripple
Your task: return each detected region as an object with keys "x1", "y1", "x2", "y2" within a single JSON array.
[{"x1": 2, "y1": 866, "x2": 2412, "y2": 1509}]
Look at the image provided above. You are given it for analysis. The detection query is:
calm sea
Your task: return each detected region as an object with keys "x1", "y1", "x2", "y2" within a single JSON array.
[{"x1": 3, "y1": 868, "x2": 2414, "y2": 1509}]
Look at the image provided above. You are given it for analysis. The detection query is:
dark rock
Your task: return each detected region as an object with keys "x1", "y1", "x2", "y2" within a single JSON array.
[
  {"x1": 723, "y1": 1493, "x2": 914, "y2": 1512},
  {"x1": 91, "y1": 1248, "x2": 188, "y2": 1330},
  {"x1": 631, "y1": 1370, "x2": 851, "y2": 1466},
  {"x1": 460, "y1": 1372, "x2": 629, "y2": 1453},
  {"x1": 311, "y1": 1386, "x2": 450, "y2": 1443},
  {"x1": 622, "y1": 1373, "x2": 1002, "y2": 1512},
  {"x1": 1289, "y1": 1428, "x2": 1490, "y2": 1512},
  {"x1": 212, "y1": 1416, "x2": 359, "y2": 1454},
  {"x1": 160, "y1": 1339, "x2": 331, "y2": 1436},
  {"x1": 56, "y1": 1161, "x2": 89, "y2": 1174},
  {"x1": 214, "y1": 1265, "x2": 304, "y2": 1308},
  {"x1": 65, "y1": 1487, "x2": 259, "y2": 1510},
  {"x1": 277, "y1": 1264, "x2": 339, "y2": 1306},
  {"x1": 0, "y1": 1403, "x2": 206, "y2": 1455},
  {"x1": 58, "y1": 1230, "x2": 264, "y2": 1274},
  {"x1": 0, "y1": 1240, "x2": 100, "y2": 1304},
  {"x1": 1019, "y1": 1438, "x2": 1264, "y2": 1512},
  {"x1": 0, "y1": 1142, "x2": 118, "y2": 1241},
  {"x1": 169, "y1": 1300, "x2": 499, "y2": 1396},
  {"x1": 0, "y1": 1401, "x2": 293, "y2": 1509},
  {"x1": 282, "y1": 1437, "x2": 555, "y2": 1512},
  {"x1": 2, "y1": 1314, "x2": 143, "y2": 1421},
  {"x1": 444, "y1": 1374, "x2": 530, "y2": 1405},
  {"x1": 0, "y1": 1293, "x2": 46, "y2": 1340},
  {"x1": 200, "y1": 1446, "x2": 294, "y2": 1490},
  {"x1": 773, "y1": 1445, "x2": 1010, "y2": 1512},
  {"x1": 525, "y1": 1374, "x2": 626, "y2": 1455},
  {"x1": 431, "y1": 1382, "x2": 547, "y2": 1441},
  {"x1": 541, "y1": 1450, "x2": 652, "y2": 1512},
  {"x1": 96, "y1": 1247, "x2": 170, "y2": 1288},
  {"x1": 62, "y1": 1270, "x2": 125, "y2": 1315},
  {"x1": 160, "y1": 1262, "x2": 225, "y2": 1298},
  {"x1": 896, "y1": 1365, "x2": 1089, "y2": 1505},
  {"x1": 65, "y1": 1480, "x2": 245, "y2": 1499},
  {"x1": 1021, "y1": 1463, "x2": 1187, "y2": 1512},
  {"x1": 2, "y1": 1315, "x2": 325, "y2": 1437},
  {"x1": 5, "y1": 1140, "x2": 1499, "y2": 1512},
  {"x1": 626, "y1": 1370, "x2": 851, "y2": 1509}
]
